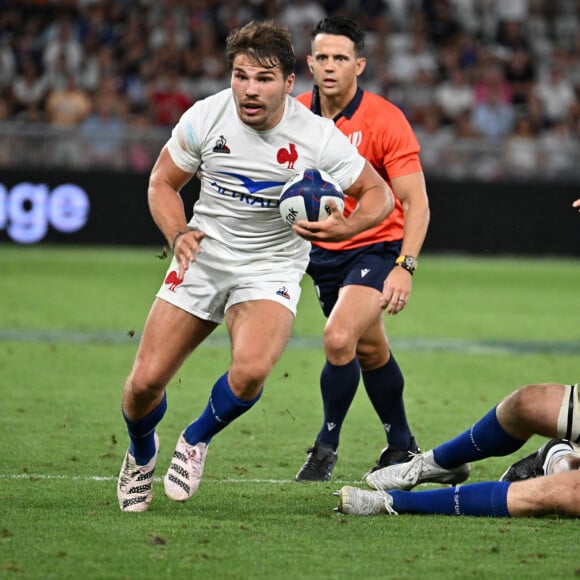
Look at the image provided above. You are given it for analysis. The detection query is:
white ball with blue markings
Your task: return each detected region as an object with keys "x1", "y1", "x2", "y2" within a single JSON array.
[{"x1": 279, "y1": 168, "x2": 345, "y2": 227}]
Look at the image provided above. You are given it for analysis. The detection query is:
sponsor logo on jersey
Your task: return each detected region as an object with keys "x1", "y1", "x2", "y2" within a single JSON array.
[
  {"x1": 276, "y1": 143, "x2": 298, "y2": 169},
  {"x1": 164, "y1": 270, "x2": 183, "y2": 291},
  {"x1": 276, "y1": 286, "x2": 291, "y2": 299},
  {"x1": 218, "y1": 172, "x2": 285, "y2": 194},
  {"x1": 212, "y1": 135, "x2": 230, "y2": 153},
  {"x1": 210, "y1": 172, "x2": 285, "y2": 209}
]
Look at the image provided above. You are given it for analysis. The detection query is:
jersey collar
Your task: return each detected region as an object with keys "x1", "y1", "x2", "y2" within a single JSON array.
[{"x1": 310, "y1": 86, "x2": 364, "y2": 122}]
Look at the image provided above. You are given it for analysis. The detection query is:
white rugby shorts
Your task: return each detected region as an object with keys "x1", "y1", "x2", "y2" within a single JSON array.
[
  {"x1": 156, "y1": 235, "x2": 306, "y2": 324},
  {"x1": 557, "y1": 384, "x2": 580, "y2": 444}
]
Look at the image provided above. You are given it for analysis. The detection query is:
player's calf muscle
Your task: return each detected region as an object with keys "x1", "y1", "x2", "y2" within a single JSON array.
[{"x1": 509, "y1": 472, "x2": 580, "y2": 516}]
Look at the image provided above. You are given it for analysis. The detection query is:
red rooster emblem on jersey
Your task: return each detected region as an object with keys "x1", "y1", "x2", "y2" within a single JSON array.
[{"x1": 277, "y1": 143, "x2": 298, "y2": 169}]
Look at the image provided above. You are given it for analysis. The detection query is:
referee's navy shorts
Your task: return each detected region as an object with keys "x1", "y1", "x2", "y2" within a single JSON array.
[{"x1": 306, "y1": 240, "x2": 403, "y2": 317}]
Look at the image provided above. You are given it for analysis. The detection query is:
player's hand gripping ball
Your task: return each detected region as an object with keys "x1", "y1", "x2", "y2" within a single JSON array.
[{"x1": 279, "y1": 168, "x2": 345, "y2": 227}]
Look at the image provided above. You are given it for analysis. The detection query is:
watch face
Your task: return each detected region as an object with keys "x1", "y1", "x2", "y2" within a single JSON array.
[
  {"x1": 396, "y1": 256, "x2": 416, "y2": 272},
  {"x1": 398, "y1": 256, "x2": 416, "y2": 272}
]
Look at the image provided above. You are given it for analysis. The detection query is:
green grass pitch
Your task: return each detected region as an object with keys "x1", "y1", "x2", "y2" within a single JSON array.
[{"x1": 1, "y1": 245, "x2": 579, "y2": 579}]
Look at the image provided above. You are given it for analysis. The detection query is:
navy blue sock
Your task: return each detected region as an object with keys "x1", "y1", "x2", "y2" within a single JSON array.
[
  {"x1": 184, "y1": 373, "x2": 261, "y2": 445},
  {"x1": 433, "y1": 406, "x2": 526, "y2": 469},
  {"x1": 362, "y1": 354, "x2": 412, "y2": 449},
  {"x1": 316, "y1": 358, "x2": 361, "y2": 449},
  {"x1": 390, "y1": 481, "x2": 511, "y2": 517},
  {"x1": 123, "y1": 392, "x2": 167, "y2": 465}
]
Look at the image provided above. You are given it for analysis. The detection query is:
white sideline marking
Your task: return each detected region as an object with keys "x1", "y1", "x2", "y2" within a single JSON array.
[
  {"x1": 0, "y1": 473, "x2": 358, "y2": 484},
  {"x1": 0, "y1": 473, "x2": 290, "y2": 483}
]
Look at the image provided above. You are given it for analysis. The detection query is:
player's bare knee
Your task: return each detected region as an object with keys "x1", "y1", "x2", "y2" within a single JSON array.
[
  {"x1": 228, "y1": 364, "x2": 268, "y2": 399},
  {"x1": 354, "y1": 334, "x2": 388, "y2": 370},
  {"x1": 323, "y1": 326, "x2": 355, "y2": 361},
  {"x1": 501, "y1": 384, "x2": 542, "y2": 423},
  {"x1": 126, "y1": 367, "x2": 165, "y2": 402},
  {"x1": 356, "y1": 348, "x2": 386, "y2": 371}
]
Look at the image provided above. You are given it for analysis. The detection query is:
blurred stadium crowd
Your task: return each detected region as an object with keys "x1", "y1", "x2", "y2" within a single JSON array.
[{"x1": 1, "y1": 0, "x2": 580, "y2": 180}]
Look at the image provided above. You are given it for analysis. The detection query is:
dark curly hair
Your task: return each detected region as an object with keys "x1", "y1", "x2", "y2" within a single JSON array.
[{"x1": 226, "y1": 21, "x2": 296, "y2": 78}]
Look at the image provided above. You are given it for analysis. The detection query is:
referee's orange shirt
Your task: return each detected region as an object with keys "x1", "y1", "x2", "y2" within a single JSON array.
[{"x1": 296, "y1": 87, "x2": 422, "y2": 251}]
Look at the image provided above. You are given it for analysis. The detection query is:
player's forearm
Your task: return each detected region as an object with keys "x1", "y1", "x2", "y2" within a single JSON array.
[
  {"x1": 392, "y1": 172, "x2": 430, "y2": 258},
  {"x1": 147, "y1": 146, "x2": 195, "y2": 247},
  {"x1": 400, "y1": 202, "x2": 430, "y2": 258},
  {"x1": 148, "y1": 183, "x2": 189, "y2": 248}
]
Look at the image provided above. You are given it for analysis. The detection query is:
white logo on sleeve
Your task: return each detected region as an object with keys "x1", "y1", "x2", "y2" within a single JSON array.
[{"x1": 361, "y1": 268, "x2": 370, "y2": 278}]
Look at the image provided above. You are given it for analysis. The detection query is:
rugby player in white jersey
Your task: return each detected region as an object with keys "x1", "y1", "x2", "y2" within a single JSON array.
[{"x1": 117, "y1": 21, "x2": 395, "y2": 512}]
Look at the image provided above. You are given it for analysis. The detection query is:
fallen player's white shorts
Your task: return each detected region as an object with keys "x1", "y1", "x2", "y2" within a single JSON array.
[
  {"x1": 557, "y1": 384, "x2": 580, "y2": 444},
  {"x1": 156, "y1": 235, "x2": 307, "y2": 324}
]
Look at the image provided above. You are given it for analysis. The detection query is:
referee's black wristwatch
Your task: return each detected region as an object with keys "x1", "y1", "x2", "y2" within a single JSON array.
[{"x1": 395, "y1": 255, "x2": 417, "y2": 275}]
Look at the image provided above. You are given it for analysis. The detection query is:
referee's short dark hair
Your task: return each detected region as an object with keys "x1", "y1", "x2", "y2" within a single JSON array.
[{"x1": 312, "y1": 17, "x2": 365, "y2": 56}]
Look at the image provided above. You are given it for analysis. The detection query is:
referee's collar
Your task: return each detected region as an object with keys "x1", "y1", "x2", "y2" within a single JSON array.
[{"x1": 310, "y1": 86, "x2": 363, "y2": 122}]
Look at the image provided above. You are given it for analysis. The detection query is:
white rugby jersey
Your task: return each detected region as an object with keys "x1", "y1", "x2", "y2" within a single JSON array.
[{"x1": 166, "y1": 88, "x2": 366, "y2": 260}]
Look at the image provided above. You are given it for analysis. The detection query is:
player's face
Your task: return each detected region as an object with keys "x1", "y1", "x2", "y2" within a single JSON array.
[
  {"x1": 308, "y1": 33, "x2": 366, "y2": 100},
  {"x1": 231, "y1": 55, "x2": 295, "y2": 131}
]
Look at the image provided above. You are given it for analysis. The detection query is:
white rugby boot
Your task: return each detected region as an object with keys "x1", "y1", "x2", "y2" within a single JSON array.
[
  {"x1": 117, "y1": 433, "x2": 159, "y2": 512},
  {"x1": 334, "y1": 486, "x2": 398, "y2": 516},
  {"x1": 164, "y1": 431, "x2": 208, "y2": 501},
  {"x1": 365, "y1": 450, "x2": 470, "y2": 491}
]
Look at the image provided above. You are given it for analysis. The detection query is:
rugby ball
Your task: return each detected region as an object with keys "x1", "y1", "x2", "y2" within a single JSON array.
[{"x1": 279, "y1": 168, "x2": 345, "y2": 226}]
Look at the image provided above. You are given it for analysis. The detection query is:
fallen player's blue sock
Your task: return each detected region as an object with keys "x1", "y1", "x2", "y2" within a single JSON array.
[
  {"x1": 433, "y1": 406, "x2": 526, "y2": 469},
  {"x1": 184, "y1": 372, "x2": 261, "y2": 445},
  {"x1": 390, "y1": 481, "x2": 511, "y2": 517}
]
